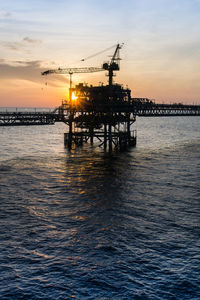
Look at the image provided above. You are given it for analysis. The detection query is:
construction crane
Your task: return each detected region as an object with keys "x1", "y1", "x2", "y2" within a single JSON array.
[{"x1": 41, "y1": 44, "x2": 123, "y2": 102}]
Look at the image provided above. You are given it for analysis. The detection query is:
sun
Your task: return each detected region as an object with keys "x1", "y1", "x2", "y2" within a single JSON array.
[{"x1": 71, "y1": 92, "x2": 78, "y2": 101}]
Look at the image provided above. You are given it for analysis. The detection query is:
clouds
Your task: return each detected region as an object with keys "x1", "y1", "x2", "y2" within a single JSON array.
[
  {"x1": 0, "y1": 60, "x2": 68, "y2": 86},
  {"x1": 23, "y1": 37, "x2": 41, "y2": 44},
  {"x1": 0, "y1": 60, "x2": 43, "y2": 82},
  {"x1": 0, "y1": 10, "x2": 11, "y2": 18},
  {"x1": 1, "y1": 37, "x2": 42, "y2": 52}
]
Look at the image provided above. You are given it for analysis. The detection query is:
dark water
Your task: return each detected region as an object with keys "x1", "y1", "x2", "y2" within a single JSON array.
[{"x1": 0, "y1": 117, "x2": 199, "y2": 299}]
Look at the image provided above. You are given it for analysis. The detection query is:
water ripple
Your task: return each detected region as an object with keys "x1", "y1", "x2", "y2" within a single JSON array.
[{"x1": 0, "y1": 119, "x2": 200, "y2": 299}]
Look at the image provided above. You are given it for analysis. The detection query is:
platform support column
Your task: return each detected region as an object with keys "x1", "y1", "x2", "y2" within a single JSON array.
[
  {"x1": 67, "y1": 113, "x2": 73, "y2": 149},
  {"x1": 104, "y1": 123, "x2": 107, "y2": 150},
  {"x1": 127, "y1": 114, "x2": 131, "y2": 146},
  {"x1": 108, "y1": 123, "x2": 112, "y2": 153},
  {"x1": 68, "y1": 122, "x2": 72, "y2": 149},
  {"x1": 89, "y1": 126, "x2": 94, "y2": 144}
]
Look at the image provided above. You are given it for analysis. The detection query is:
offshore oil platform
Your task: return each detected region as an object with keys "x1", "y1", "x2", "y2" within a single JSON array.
[
  {"x1": 0, "y1": 44, "x2": 200, "y2": 152},
  {"x1": 42, "y1": 44, "x2": 137, "y2": 152}
]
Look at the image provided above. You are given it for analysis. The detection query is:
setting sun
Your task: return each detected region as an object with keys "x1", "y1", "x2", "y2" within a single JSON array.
[{"x1": 71, "y1": 92, "x2": 77, "y2": 101}]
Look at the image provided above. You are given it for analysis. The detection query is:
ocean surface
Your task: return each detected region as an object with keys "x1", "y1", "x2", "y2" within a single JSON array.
[{"x1": 0, "y1": 117, "x2": 199, "y2": 299}]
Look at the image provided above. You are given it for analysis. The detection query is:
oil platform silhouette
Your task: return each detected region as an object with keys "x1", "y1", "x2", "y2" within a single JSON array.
[
  {"x1": 42, "y1": 44, "x2": 136, "y2": 152},
  {"x1": 0, "y1": 44, "x2": 200, "y2": 153}
]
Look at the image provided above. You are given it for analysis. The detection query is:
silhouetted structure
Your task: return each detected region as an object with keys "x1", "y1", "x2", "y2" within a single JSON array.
[{"x1": 1, "y1": 44, "x2": 200, "y2": 152}]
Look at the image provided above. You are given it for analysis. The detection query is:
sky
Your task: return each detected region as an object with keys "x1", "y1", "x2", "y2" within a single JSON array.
[{"x1": 0, "y1": 0, "x2": 200, "y2": 107}]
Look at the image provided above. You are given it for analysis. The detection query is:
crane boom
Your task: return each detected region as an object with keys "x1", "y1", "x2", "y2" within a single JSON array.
[{"x1": 41, "y1": 67, "x2": 104, "y2": 76}]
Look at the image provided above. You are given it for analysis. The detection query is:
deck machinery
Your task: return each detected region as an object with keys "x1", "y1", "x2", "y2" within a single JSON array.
[{"x1": 42, "y1": 44, "x2": 137, "y2": 152}]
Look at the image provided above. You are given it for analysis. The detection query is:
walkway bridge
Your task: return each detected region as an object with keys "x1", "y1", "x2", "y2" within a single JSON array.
[{"x1": 0, "y1": 101, "x2": 199, "y2": 126}]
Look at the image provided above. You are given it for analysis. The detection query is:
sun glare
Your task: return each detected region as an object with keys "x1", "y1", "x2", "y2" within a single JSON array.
[{"x1": 72, "y1": 92, "x2": 77, "y2": 101}]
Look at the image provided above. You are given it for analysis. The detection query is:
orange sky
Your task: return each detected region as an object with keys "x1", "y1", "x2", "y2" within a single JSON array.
[{"x1": 1, "y1": 0, "x2": 200, "y2": 107}]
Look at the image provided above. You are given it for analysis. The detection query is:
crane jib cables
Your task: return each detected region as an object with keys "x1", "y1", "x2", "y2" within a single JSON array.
[{"x1": 81, "y1": 44, "x2": 117, "y2": 62}]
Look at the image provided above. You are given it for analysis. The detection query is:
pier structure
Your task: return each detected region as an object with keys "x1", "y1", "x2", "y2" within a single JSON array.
[{"x1": 0, "y1": 111, "x2": 58, "y2": 126}]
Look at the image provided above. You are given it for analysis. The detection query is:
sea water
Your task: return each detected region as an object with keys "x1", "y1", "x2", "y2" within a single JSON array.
[{"x1": 0, "y1": 117, "x2": 199, "y2": 299}]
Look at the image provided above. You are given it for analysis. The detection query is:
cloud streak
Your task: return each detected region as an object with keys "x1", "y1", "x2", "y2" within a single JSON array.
[
  {"x1": 0, "y1": 10, "x2": 11, "y2": 18},
  {"x1": 1, "y1": 37, "x2": 42, "y2": 52},
  {"x1": 23, "y1": 37, "x2": 42, "y2": 44},
  {"x1": 0, "y1": 60, "x2": 68, "y2": 86}
]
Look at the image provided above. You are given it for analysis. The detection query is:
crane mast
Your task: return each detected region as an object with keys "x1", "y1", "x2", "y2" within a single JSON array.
[{"x1": 102, "y1": 43, "x2": 123, "y2": 86}]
